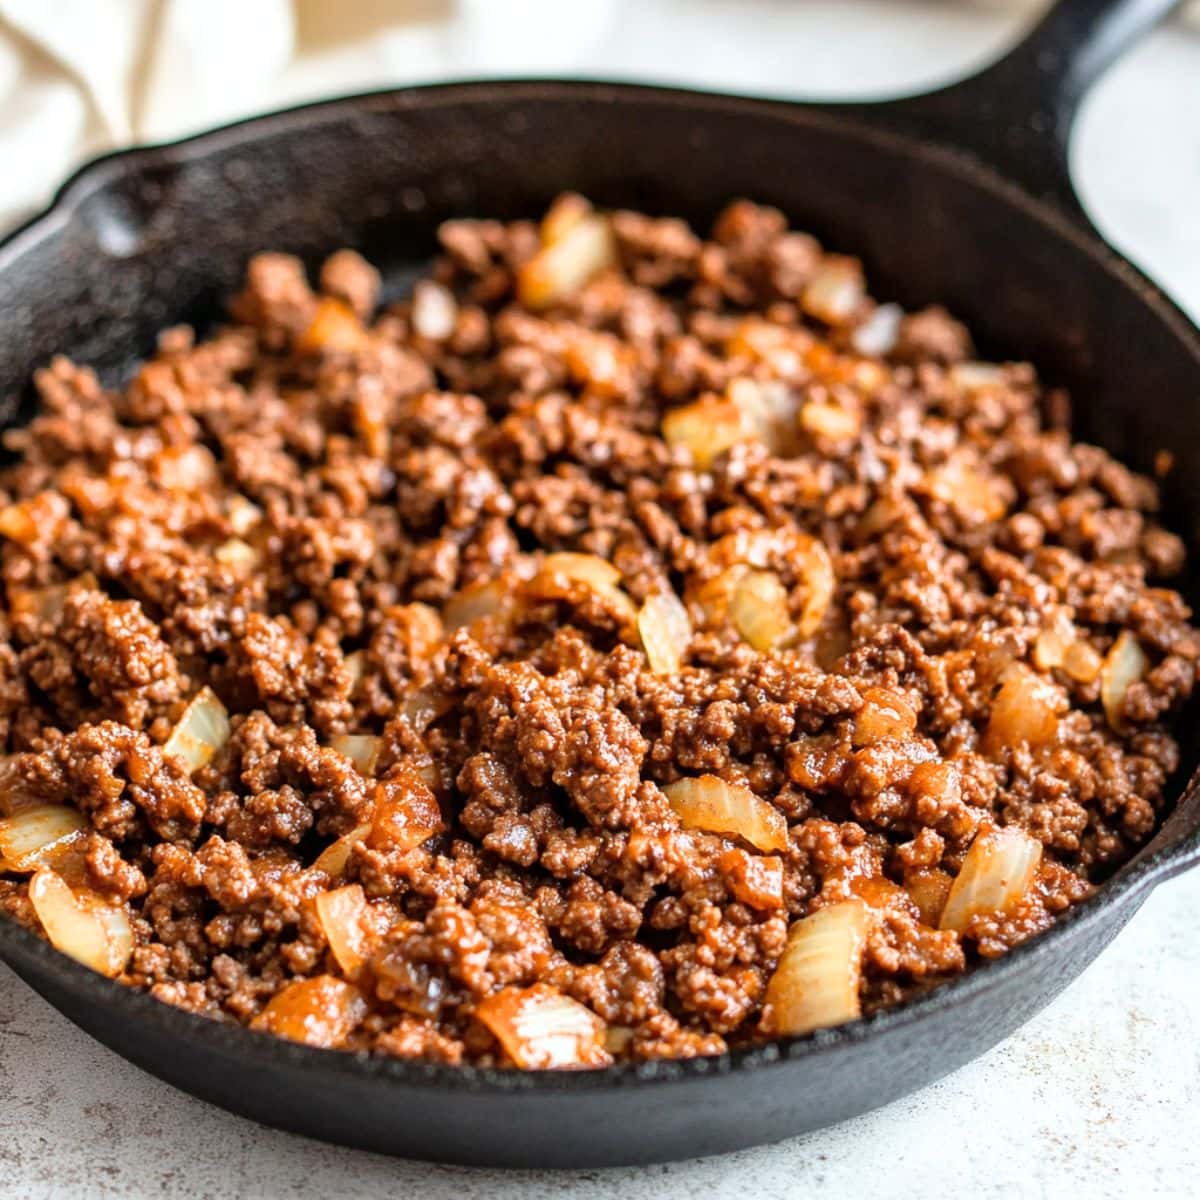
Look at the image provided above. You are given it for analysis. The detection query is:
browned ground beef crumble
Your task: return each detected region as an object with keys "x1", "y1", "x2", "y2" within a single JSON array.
[{"x1": 1, "y1": 196, "x2": 1197, "y2": 1067}]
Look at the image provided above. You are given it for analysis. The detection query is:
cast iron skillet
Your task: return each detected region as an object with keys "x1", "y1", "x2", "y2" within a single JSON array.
[{"x1": 0, "y1": 0, "x2": 1197, "y2": 1169}]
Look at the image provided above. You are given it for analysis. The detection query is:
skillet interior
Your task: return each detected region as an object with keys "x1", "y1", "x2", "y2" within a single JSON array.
[{"x1": 1, "y1": 81, "x2": 1199, "y2": 1166}]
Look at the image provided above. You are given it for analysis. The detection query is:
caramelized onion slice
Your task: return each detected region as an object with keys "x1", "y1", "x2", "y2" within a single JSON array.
[
  {"x1": 765, "y1": 899, "x2": 871, "y2": 1036},
  {"x1": 411, "y1": 279, "x2": 458, "y2": 341},
  {"x1": 661, "y1": 398, "x2": 751, "y2": 468},
  {"x1": 534, "y1": 553, "x2": 637, "y2": 621},
  {"x1": 1101, "y1": 630, "x2": 1148, "y2": 731},
  {"x1": 800, "y1": 257, "x2": 865, "y2": 326},
  {"x1": 905, "y1": 867, "x2": 953, "y2": 927},
  {"x1": 28, "y1": 869, "x2": 133, "y2": 978},
  {"x1": 296, "y1": 297, "x2": 368, "y2": 355},
  {"x1": 853, "y1": 687, "x2": 918, "y2": 746},
  {"x1": 664, "y1": 775, "x2": 788, "y2": 853},
  {"x1": 330, "y1": 734, "x2": 382, "y2": 777},
  {"x1": 367, "y1": 773, "x2": 445, "y2": 854},
  {"x1": 729, "y1": 570, "x2": 792, "y2": 652},
  {"x1": 314, "y1": 884, "x2": 371, "y2": 975},
  {"x1": 474, "y1": 984, "x2": 611, "y2": 1069},
  {"x1": 0, "y1": 805, "x2": 88, "y2": 872},
  {"x1": 163, "y1": 686, "x2": 231, "y2": 774},
  {"x1": 312, "y1": 822, "x2": 372, "y2": 878},
  {"x1": 252, "y1": 975, "x2": 367, "y2": 1048},
  {"x1": 983, "y1": 664, "x2": 1061, "y2": 755},
  {"x1": 939, "y1": 826, "x2": 1042, "y2": 934},
  {"x1": 637, "y1": 589, "x2": 692, "y2": 675},
  {"x1": 517, "y1": 214, "x2": 614, "y2": 309}
]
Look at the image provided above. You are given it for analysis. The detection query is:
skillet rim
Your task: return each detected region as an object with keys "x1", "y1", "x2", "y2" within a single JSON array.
[{"x1": 1, "y1": 76, "x2": 1199, "y2": 1094}]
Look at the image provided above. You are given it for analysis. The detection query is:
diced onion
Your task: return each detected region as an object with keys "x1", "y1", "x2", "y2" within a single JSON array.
[
  {"x1": 163, "y1": 687, "x2": 231, "y2": 774},
  {"x1": 800, "y1": 257, "x2": 866, "y2": 325},
  {"x1": 517, "y1": 215, "x2": 615, "y2": 310},
  {"x1": 729, "y1": 570, "x2": 792, "y2": 651},
  {"x1": 719, "y1": 847, "x2": 785, "y2": 910},
  {"x1": 540, "y1": 193, "x2": 593, "y2": 246},
  {"x1": 850, "y1": 303, "x2": 902, "y2": 357},
  {"x1": 367, "y1": 774, "x2": 445, "y2": 853},
  {"x1": 534, "y1": 553, "x2": 637, "y2": 621},
  {"x1": 792, "y1": 535, "x2": 834, "y2": 638},
  {"x1": 1034, "y1": 613, "x2": 1102, "y2": 684},
  {"x1": 443, "y1": 578, "x2": 510, "y2": 630},
  {"x1": 411, "y1": 280, "x2": 459, "y2": 341},
  {"x1": 727, "y1": 377, "x2": 796, "y2": 453},
  {"x1": 343, "y1": 650, "x2": 365, "y2": 690},
  {"x1": 661, "y1": 397, "x2": 751, "y2": 469},
  {"x1": 314, "y1": 884, "x2": 371, "y2": 975},
  {"x1": 949, "y1": 361, "x2": 1006, "y2": 392},
  {"x1": 312, "y1": 822, "x2": 371, "y2": 878},
  {"x1": 297, "y1": 297, "x2": 368, "y2": 355},
  {"x1": 330, "y1": 734, "x2": 382, "y2": 776},
  {"x1": 28, "y1": 868, "x2": 133, "y2": 978},
  {"x1": 251, "y1": 975, "x2": 367, "y2": 1048},
  {"x1": 800, "y1": 400, "x2": 861, "y2": 441},
  {"x1": 0, "y1": 503, "x2": 39, "y2": 544},
  {"x1": 226, "y1": 495, "x2": 262, "y2": 536},
  {"x1": 982, "y1": 664, "x2": 1061, "y2": 754},
  {"x1": 474, "y1": 984, "x2": 611, "y2": 1069},
  {"x1": 765, "y1": 899, "x2": 871, "y2": 1036},
  {"x1": 152, "y1": 445, "x2": 218, "y2": 492},
  {"x1": 664, "y1": 774, "x2": 788, "y2": 853},
  {"x1": 1101, "y1": 630, "x2": 1148, "y2": 731},
  {"x1": 939, "y1": 826, "x2": 1042, "y2": 934},
  {"x1": 853, "y1": 688, "x2": 918, "y2": 746},
  {"x1": 637, "y1": 590, "x2": 692, "y2": 675},
  {"x1": 541, "y1": 553, "x2": 621, "y2": 589},
  {"x1": 213, "y1": 538, "x2": 259, "y2": 573},
  {"x1": 928, "y1": 457, "x2": 1007, "y2": 524},
  {"x1": 0, "y1": 805, "x2": 88, "y2": 872}
]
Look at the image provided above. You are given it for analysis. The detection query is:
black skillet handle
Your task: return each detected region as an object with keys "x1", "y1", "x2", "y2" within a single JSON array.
[{"x1": 874, "y1": 0, "x2": 1183, "y2": 223}]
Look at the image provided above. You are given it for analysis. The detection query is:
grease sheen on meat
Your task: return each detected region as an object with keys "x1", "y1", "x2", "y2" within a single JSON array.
[{"x1": 0, "y1": 197, "x2": 1196, "y2": 1068}]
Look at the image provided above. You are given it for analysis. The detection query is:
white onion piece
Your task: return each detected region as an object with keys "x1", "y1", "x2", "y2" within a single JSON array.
[
  {"x1": 411, "y1": 280, "x2": 458, "y2": 341},
  {"x1": 28, "y1": 869, "x2": 133, "y2": 978},
  {"x1": 765, "y1": 899, "x2": 871, "y2": 1036},
  {"x1": 949, "y1": 361, "x2": 1006, "y2": 392},
  {"x1": 252, "y1": 975, "x2": 367, "y2": 1047},
  {"x1": 535, "y1": 553, "x2": 637, "y2": 620},
  {"x1": 314, "y1": 884, "x2": 370, "y2": 975},
  {"x1": 1101, "y1": 630, "x2": 1148, "y2": 731},
  {"x1": 330, "y1": 734, "x2": 382, "y2": 777},
  {"x1": 800, "y1": 257, "x2": 865, "y2": 325},
  {"x1": 213, "y1": 538, "x2": 259, "y2": 573},
  {"x1": 729, "y1": 570, "x2": 792, "y2": 651},
  {"x1": 517, "y1": 215, "x2": 614, "y2": 309},
  {"x1": 343, "y1": 650, "x2": 366, "y2": 689},
  {"x1": 163, "y1": 686, "x2": 231, "y2": 774},
  {"x1": 939, "y1": 826, "x2": 1042, "y2": 934},
  {"x1": 541, "y1": 193, "x2": 592, "y2": 246},
  {"x1": 226, "y1": 495, "x2": 262, "y2": 536},
  {"x1": 637, "y1": 590, "x2": 692, "y2": 675},
  {"x1": 0, "y1": 805, "x2": 88, "y2": 872},
  {"x1": 312, "y1": 822, "x2": 372, "y2": 878},
  {"x1": 661, "y1": 398, "x2": 750, "y2": 468},
  {"x1": 982, "y1": 664, "x2": 1061, "y2": 754},
  {"x1": 850, "y1": 303, "x2": 902, "y2": 357},
  {"x1": 474, "y1": 984, "x2": 611, "y2": 1069},
  {"x1": 664, "y1": 774, "x2": 788, "y2": 853}
]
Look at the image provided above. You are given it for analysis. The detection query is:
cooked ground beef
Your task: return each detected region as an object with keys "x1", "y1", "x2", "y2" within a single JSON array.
[{"x1": 1, "y1": 196, "x2": 1196, "y2": 1068}]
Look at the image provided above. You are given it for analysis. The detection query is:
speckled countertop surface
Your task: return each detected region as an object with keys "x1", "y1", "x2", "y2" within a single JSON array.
[{"x1": 3, "y1": 3, "x2": 1200, "y2": 1197}]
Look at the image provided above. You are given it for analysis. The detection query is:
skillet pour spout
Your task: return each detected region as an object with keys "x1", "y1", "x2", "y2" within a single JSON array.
[{"x1": 0, "y1": 0, "x2": 1198, "y2": 1168}]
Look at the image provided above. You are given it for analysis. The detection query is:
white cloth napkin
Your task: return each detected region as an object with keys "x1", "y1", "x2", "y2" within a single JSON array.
[{"x1": 1, "y1": 0, "x2": 1197, "y2": 234}]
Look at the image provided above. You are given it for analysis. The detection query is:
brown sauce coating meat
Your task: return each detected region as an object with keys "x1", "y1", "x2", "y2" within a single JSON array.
[{"x1": 1, "y1": 196, "x2": 1197, "y2": 1068}]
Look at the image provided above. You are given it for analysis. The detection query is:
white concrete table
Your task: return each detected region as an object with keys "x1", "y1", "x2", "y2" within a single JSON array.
[{"x1": 3, "y1": 3, "x2": 1200, "y2": 1196}]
